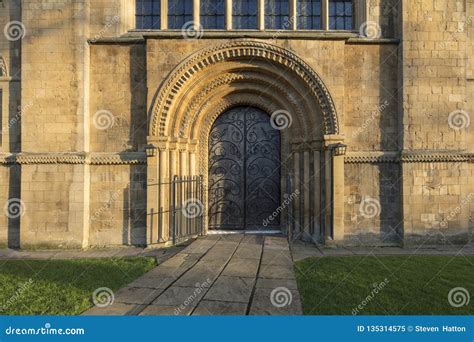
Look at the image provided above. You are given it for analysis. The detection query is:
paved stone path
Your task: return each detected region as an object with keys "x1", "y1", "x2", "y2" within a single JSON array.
[
  {"x1": 0, "y1": 245, "x2": 186, "y2": 262},
  {"x1": 83, "y1": 235, "x2": 302, "y2": 316}
]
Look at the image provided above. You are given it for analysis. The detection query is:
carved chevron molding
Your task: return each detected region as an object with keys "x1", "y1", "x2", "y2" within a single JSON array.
[
  {"x1": 0, "y1": 152, "x2": 147, "y2": 165},
  {"x1": 150, "y1": 39, "x2": 339, "y2": 137},
  {"x1": 0, "y1": 56, "x2": 7, "y2": 77},
  {"x1": 400, "y1": 151, "x2": 473, "y2": 163},
  {"x1": 89, "y1": 152, "x2": 147, "y2": 165},
  {"x1": 345, "y1": 151, "x2": 474, "y2": 164},
  {"x1": 345, "y1": 152, "x2": 399, "y2": 163}
]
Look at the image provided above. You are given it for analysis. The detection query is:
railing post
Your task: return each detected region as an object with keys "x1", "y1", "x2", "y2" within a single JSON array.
[{"x1": 171, "y1": 175, "x2": 177, "y2": 245}]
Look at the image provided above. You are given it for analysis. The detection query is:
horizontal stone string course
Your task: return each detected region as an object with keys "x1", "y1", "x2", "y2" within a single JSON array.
[
  {"x1": 0, "y1": 56, "x2": 7, "y2": 77},
  {"x1": 344, "y1": 152, "x2": 474, "y2": 164},
  {"x1": 0, "y1": 153, "x2": 147, "y2": 165},
  {"x1": 1, "y1": 152, "x2": 470, "y2": 165}
]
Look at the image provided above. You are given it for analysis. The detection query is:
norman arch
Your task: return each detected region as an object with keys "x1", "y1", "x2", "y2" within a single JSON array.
[{"x1": 146, "y1": 40, "x2": 344, "y2": 244}]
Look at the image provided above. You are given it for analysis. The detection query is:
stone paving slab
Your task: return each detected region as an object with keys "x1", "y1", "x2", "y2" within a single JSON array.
[
  {"x1": 259, "y1": 264, "x2": 296, "y2": 279},
  {"x1": 261, "y1": 250, "x2": 293, "y2": 266},
  {"x1": 233, "y1": 244, "x2": 262, "y2": 259},
  {"x1": 152, "y1": 286, "x2": 208, "y2": 307},
  {"x1": 84, "y1": 302, "x2": 138, "y2": 316},
  {"x1": 0, "y1": 244, "x2": 187, "y2": 261},
  {"x1": 221, "y1": 258, "x2": 259, "y2": 277},
  {"x1": 82, "y1": 235, "x2": 302, "y2": 316},
  {"x1": 114, "y1": 287, "x2": 164, "y2": 305},
  {"x1": 204, "y1": 276, "x2": 254, "y2": 303},
  {"x1": 139, "y1": 305, "x2": 180, "y2": 316},
  {"x1": 256, "y1": 278, "x2": 299, "y2": 290},
  {"x1": 249, "y1": 287, "x2": 302, "y2": 316},
  {"x1": 192, "y1": 300, "x2": 248, "y2": 315}
]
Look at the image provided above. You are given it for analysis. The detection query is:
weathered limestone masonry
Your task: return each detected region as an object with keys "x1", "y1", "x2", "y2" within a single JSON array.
[{"x1": 0, "y1": 0, "x2": 472, "y2": 248}]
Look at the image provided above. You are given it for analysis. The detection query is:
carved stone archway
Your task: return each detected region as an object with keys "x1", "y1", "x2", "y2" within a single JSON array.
[{"x1": 146, "y1": 40, "x2": 344, "y2": 245}]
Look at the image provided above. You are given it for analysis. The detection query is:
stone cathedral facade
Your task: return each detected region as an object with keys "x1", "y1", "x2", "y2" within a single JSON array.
[{"x1": 0, "y1": 0, "x2": 472, "y2": 249}]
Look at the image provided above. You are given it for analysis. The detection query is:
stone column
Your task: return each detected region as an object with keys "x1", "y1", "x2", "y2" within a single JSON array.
[
  {"x1": 188, "y1": 142, "x2": 197, "y2": 176},
  {"x1": 322, "y1": 0, "x2": 329, "y2": 30},
  {"x1": 289, "y1": 0, "x2": 297, "y2": 30},
  {"x1": 158, "y1": 143, "x2": 169, "y2": 242},
  {"x1": 194, "y1": 0, "x2": 200, "y2": 26},
  {"x1": 312, "y1": 142, "x2": 322, "y2": 242},
  {"x1": 146, "y1": 139, "x2": 160, "y2": 245},
  {"x1": 258, "y1": 0, "x2": 265, "y2": 30},
  {"x1": 226, "y1": 0, "x2": 232, "y2": 30},
  {"x1": 292, "y1": 147, "x2": 301, "y2": 236},
  {"x1": 303, "y1": 150, "x2": 311, "y2": 239},
  {"x1": 179, "y1": 146, "x2": 188, "y2": 177},
  {"x1": 324, "y1": 135, "x2": 346, "y2": 243},
  {"x1": 161, "y1": 0, "x2": 168, "y2": 29}
]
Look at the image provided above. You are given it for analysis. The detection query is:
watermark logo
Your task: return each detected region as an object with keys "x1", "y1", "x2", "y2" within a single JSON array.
[
  {"x1": 359, "y1": 21, "x2": 382, "y2": 40},
  {"x1": 90, "y1": 15, "x2": 120, "y2": 43},
  {"x1": 448, "y1": 287, "x2": 470, "y2": 308},
  {"x1": 4, "y1": 21, "x2": 26, "y2": 41},
  {"x1": 4, "y1": 198, "x2": 26, "y2": 219},
  {"x1": 448, "y1": 110, "x2": 470, "y2": 130},
  {"x1": 181, "y1": 21, "x2": 203, "y2": 39},
  {"x1": 270, "y1": 287, "x2": 293, "y2": 308},
  {"x1": 263, "y1": 190, "x2": 300, "y2": 227},
  {"x1": 92, "y1": 287, "x2": 114, "y2": 308},
  {"x1": 182, "y1": 198, "x2": 204, "y2": 218},
  {"x1": 92, "y1": 110, "x2": 115, "y2": 130},
  {"x1": 440, "y1": 193, "x2": 473, "y2": 228},
  {"x1": 352, "y1": 100, "x2": 389, "y2": 139},
  {"x1": 352, "y1": 278, "x2": 390, "y2": 315},
  {"x1": 359, "y1": 196, "x2": 381, "y2": 219},
  {"x1": 1, "y1": 278, "x2": 34, "y2": 313},
  {"x1": 175, "y1": 279, "x2": 212, "y2": 315},
  {"x1": 270, "y1": 110, "x2": 292, "y2": 130}
]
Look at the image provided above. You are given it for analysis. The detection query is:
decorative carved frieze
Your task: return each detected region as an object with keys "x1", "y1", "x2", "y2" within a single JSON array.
[
  {"x1": 345, "y1": 152, "x2": 399, "y2": 164},
  {"x1": 400, "y1": 151, "x2": 473, "y2": 163},
  {"x1": 0, "y1": 152, "x2": 146, "y2": 165},
  {"x1": 344, "y1": 151, "x2": 474, "y2": 164},
  {"x1": 0, "y1": 56, "x2": 7, "y2": 77},
  {"x1": 89, "y1": 152, "x2": 146, "y2": 165}
]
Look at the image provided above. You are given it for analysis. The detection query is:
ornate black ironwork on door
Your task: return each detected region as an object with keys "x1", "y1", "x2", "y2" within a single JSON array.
[{"x1": 208, "y1": 107, "x2": 281, "y2": 230}]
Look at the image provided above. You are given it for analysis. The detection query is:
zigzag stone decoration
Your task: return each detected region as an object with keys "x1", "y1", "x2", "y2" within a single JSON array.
[
  {"x1": 150, "y1": 40, "x2": 339, "y2": 137},
  {"x1": 0, "y1": 55, "x2": 7, "y2": 77},
  {"x1": 345, "y1": 151, "x2": 474, "y2": 164},
  {"x1": 0, "y1": 153, "x2": 147, "y2": 165}
]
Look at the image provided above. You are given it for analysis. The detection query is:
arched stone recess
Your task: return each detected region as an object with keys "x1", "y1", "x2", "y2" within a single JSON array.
[{"x1": 146, "y1": 40, "x2": 344, "y2": 245}]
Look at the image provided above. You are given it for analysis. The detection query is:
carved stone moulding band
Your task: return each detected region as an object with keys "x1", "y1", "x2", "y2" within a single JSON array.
[
  {"x1": 345, "y1": 151, "x2": 474, "y2": 164},
  {"x1": 150, "y1": 39, "x2": 339, "y2": 137},
  {"x1": 0, "y1": 153, "x2": 147, "y2": 165},
  {"x1": 0, "y1": 56, "x2": 7, "y2": 77}
]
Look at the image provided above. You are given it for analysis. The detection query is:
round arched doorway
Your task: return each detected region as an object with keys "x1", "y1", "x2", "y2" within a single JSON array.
[{"x1": 207, "y1": 107, "x2": 281, "y2": 231}]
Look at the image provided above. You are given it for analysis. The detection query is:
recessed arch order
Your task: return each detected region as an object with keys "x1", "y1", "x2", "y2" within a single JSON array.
[{"x1": 148, "y1": 39, "x2": 340, "y2": 142}]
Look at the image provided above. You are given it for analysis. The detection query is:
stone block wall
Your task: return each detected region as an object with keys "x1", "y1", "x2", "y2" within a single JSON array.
[
  {"x1": 89, "y1": 164, "x2": 146, "y2": 247},
  {"x1": 0, "y1": 0, "x2": 470, "y2": 248},
  {"x1": 90, "y1": 44, "x2": 147, "y2": 152},
  {"x1": 344, "y1": 43, "x2": 399, "y2": 151},
  {"x1": 402, "y1": 162, "x2": 473, "y2": 244},
  {"x1": 0, "y1": 164, "x2": 20, "y2": 248},
  {"x1": 344, "y1": 162, "x2": 401, "y2": 245},
  {"x1": 20, "y1": 164, "x2": 87, "y2": 248},
  {"x1": 400, "y1": 0, "x2": 473, "y2": 244}
]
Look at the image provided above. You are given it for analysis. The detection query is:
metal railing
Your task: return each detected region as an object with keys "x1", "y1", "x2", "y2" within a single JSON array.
[{"x1": 170, "y1": 175, "x2": 204, "y2": 245}]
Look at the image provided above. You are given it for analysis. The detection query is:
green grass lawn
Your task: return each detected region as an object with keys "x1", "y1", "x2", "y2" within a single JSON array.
[
  {"x1": 0, "y1": 257, "x2": 156, "y2": 315},
  {"x1": 295, "y1": 256, "x2": 474, "y2": 315}
]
